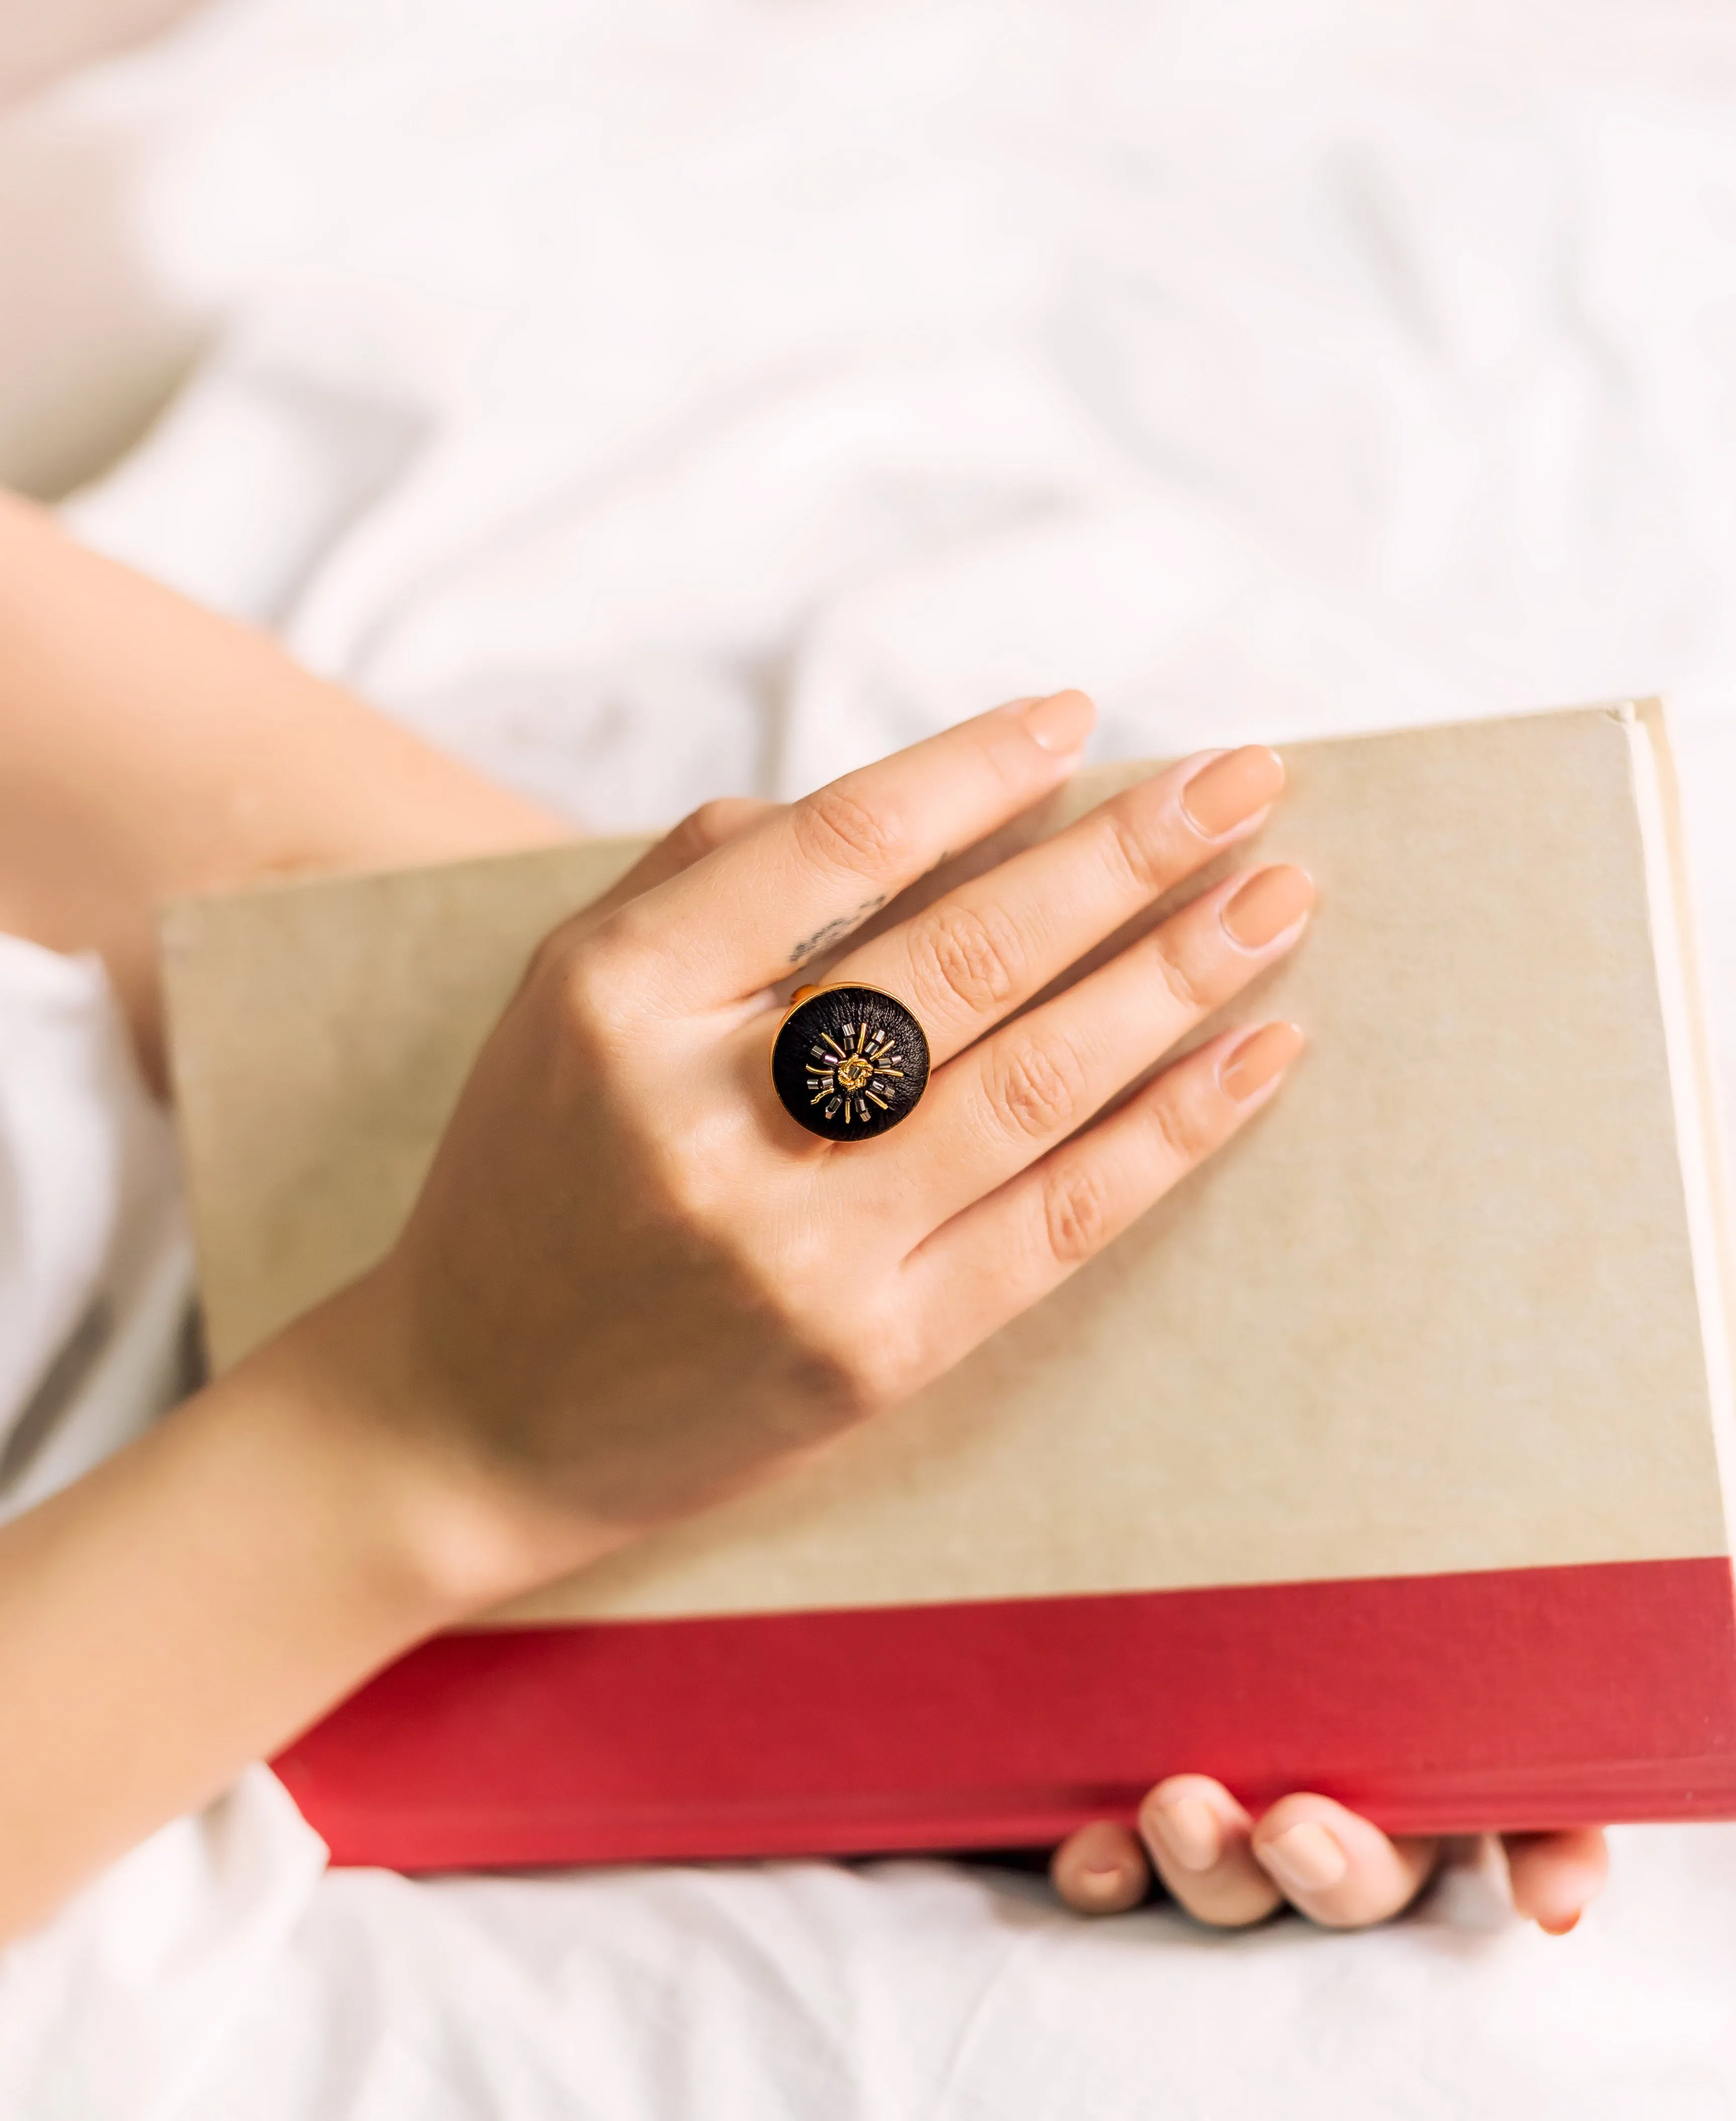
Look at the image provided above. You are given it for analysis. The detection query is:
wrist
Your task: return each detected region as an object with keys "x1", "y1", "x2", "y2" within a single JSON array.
[
  {"x1": 0, "y1": 1259, "x2": 592, "y2": 1936},
  {"x1": 238, "y1": 1268, "x2": 610, "y2": 1628}
]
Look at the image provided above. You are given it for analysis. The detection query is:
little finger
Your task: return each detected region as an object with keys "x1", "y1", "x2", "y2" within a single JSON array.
[
  {"x1": 1504, "y1": 1828, "x2": 1608, "y2": 1935},
  {"x1": 902, "y1": 1020, "x2": 1303, "y2": 1367},
  {"x1": 897, "y1": 864, "x2": 1311, "y2": 1230}
]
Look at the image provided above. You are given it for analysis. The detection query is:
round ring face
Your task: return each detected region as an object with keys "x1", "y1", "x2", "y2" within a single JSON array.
[{"x1": 771, "y1": 985, "x2": 930, "y2": 1141}]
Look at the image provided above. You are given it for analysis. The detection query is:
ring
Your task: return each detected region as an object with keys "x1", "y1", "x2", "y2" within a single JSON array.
[{"x1": 771, "y1": 983, "x2": 931, "y2": 1141}]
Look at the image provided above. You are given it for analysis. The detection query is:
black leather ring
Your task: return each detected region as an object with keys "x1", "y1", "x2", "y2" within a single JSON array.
[{"x1": 771, "y1": 983, "x2": 931, "y2": 1140}]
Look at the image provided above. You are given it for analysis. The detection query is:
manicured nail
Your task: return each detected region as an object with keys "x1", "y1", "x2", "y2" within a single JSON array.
[
  {"x1": 1147, "y1": 1794, "x2": 1223, "y2": 1873},
  {"x1": 1220, "y1": 1021, "x2": 1306, "y2": 1102},
  {"x1": 1022, "y1": 688, "x2": 1097, "y2": 756},
  {"x1": 1222, "y1": 864, "x2": 1314, "y2": 949},
  {"x1": 1076, "y1": 1860, "x2": 1136, "y2": 1904},
  {"x1": 1179, "y1": 745, "x2": 1285, "y2": 837},
  {"x1": 1259, "y1": 1821, "x2": 1348, "y2": 1896}
]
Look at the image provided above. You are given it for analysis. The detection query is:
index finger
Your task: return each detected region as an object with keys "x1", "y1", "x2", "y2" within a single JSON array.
[{"x1": 619, "y1": 692, "x2": 1097, "y2": 1005}]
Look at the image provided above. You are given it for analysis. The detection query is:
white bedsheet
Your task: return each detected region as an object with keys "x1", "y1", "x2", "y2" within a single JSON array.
[{"x1": 7, "y1": 0, "x2": 1736, "y2": 2112}]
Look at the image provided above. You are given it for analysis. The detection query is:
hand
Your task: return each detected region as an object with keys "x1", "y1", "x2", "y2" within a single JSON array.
[
  {"x1": 1052, "y1": 1777, "x2": 1609, "y2": 1934},
  {"x1": 302, "y1": 690, "x2": 1313, "y2": 1603},
  {"x1": 0, "y1": 689, "x2": 1314, "y2": 1942}
]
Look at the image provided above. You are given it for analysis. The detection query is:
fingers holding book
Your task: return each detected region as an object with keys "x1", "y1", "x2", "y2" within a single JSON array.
[
  {"x1": 1050, "y1": 1779, "x2": 1610, "y2": 1937},
  {"x1": 1504, "y1": 1828, "x2": 1609, "y2": 1935}
]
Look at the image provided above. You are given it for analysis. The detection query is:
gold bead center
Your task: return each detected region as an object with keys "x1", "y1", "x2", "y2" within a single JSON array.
[{"x1": 836, "y1": 1054, "x2": 873, "y2": 1093}]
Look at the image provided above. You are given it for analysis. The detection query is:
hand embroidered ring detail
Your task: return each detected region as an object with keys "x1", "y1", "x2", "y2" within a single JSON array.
[{"x1": 771, "y1": 983, "x2": 931, "y2": 1141}]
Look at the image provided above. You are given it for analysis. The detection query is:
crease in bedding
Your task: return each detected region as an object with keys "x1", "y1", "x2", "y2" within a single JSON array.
[{"x1": 8, "y1": 0, "x2": 1736, "y2": 2112}]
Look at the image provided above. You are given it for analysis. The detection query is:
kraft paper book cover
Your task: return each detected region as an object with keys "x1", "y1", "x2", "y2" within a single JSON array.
[{"x1": 161, "y1": 702, "x2": 1736, "y2": 1867}]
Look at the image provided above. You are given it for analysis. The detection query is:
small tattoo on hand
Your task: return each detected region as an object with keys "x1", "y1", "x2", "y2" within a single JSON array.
[{"x1": 788, "y1": 893, "x2": 887, "y2": 966}]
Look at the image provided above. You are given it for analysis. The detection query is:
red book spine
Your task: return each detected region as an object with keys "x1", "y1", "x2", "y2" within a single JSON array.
[{"x1": 274, "y1": 1557, "x2": 1736, "y2": 1869}]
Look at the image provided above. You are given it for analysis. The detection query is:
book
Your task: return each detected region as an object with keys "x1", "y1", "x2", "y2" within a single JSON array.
[{"x1": 160, "y1": 702, "x2": 1736, "y2": 1868}]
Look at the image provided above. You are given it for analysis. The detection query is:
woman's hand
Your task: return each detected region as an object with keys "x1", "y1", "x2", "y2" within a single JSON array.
[
  {"x1": 1052, "y1": 1779, "x2": 1609, "y2": 1934},
  {"x1": 310, "y1": 689, "x2": 1313, "y2": 1601},
  {"x1": 0, "y1": 683, "x2": 1310, "y2": 1939}
]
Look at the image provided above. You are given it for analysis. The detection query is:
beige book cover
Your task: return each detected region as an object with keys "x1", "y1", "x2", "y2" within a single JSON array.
[{"x1": 160, "y1": 703, "x2": 1736, "y2": 1865}]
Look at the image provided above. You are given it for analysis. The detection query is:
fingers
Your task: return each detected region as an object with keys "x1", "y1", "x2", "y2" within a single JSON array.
[
  {"x1": 1249, "y1": 1794, "x2": 1440, "y2": 1928},
  {"x1": 827, "y1": 746, "x2": 1285, "y2": 1066},
  {"x1": 899, "y1": 861, "x2": 1312, "y2": 1228},
  {"x1": 1134, "y1": 1780, "x2": 1440, "y2": 1930},
  {"x1": 1062, "y1": 1794, "x2": 1605, "y2": 1936},
  {"x1": 890, "y1": 853, "x2": 1314, "y2": 1298},
  {"x1": 1050, "y1": 1819, "x2": 1151, "y2": 1914},
  {"x1": 1504, "y1": 1828, "x2": 1608, "y2": 1935},
  {"x1": 1138, "y1": 1777, "x2": 1284, "y2": 1926},
  {"x1": 622, "y1": 692, "x2": 1098, "y2": 1004},
  {"x1": 902, "y1": 998, "x2": 1304, "y2": 1359}
]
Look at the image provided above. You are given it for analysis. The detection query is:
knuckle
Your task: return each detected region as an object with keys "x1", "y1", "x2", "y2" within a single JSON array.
[
  {"x1": 908, "y1": 900, "x2": 1024, "y2": 1016},
  {"x1": 793, "y1": 781, "x2": 911, "y2": 877},
  {"x1": 671, "y1": 798, "x2": 737, "y2": 861},
  {"x1": 843, "y1": 1339, "x2": 914, "y2": 1416},
  {"x1": 1147, "y1": 1079, "x2": 1217, "y2": 1166},
  {"x1": 553, "y1": 918, "x2": 648, "y2": 1039},
  {"x1": 1094, "y1": 804, "x2": 1169, "y2": 900},
  {"x1": 988, "y1": 1034, "x2": 1087, "y2": 1140},
  {"x1": 1041, "y1": 1159, "x2": 1113, "y2": 1265},
  {"x1": 523, "y1": 919, "x2": 581, "y2": 995},
  {"x1": 1149, "y1": 933, "x2": 1209, "y2": 1015},
  {"x1": 799, "y1": 1315, "x2": 917, "y2": 1420}
]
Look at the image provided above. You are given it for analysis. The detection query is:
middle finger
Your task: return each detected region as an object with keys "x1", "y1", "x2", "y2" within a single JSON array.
[{"x1": 824, "y1": 745, "x2": 1286, "y2": 1066}]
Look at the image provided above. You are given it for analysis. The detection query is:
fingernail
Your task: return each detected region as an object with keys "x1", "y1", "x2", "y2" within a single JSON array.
[
  {"x1": 1538, "y1": 1912, "x2": 1581, "y2": 1938},
  {"x1": 1220, "y1": 1021, "x2": 1306, "y2": 1101},
  {"x1": 1077, "y1": 1860, "x2": 1135, "y2": 1904},
  {"x1": 1260, "y1": 1821, "x2": 1348, "y2": 1896},
  {"x1": 1222, "y1": 864, "x2": 1314, "y2": 949},
  {"x1": 1021, "y1": 688, "x2": 1097, "y2": 756},
  {"x1": 1147, "y1": 1794, "x2": 1222, "y2": 1873},
  {"x1": 1179, "y1": 745, "x2": 1285, "y2": 837}
]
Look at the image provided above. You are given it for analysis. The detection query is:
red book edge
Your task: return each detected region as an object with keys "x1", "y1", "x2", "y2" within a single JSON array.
[{"x1": 273, "y1": 1556, "x2": 1736, "y2": 1870}]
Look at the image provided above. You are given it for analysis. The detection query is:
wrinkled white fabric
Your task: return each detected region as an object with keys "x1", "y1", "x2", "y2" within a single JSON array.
[
  {"x1": 0, "y1": 938, "x2": 188, "y2": 1524},
  {"x1": 8, "y1": 0, "x2": 1736, "y2": 2112}
]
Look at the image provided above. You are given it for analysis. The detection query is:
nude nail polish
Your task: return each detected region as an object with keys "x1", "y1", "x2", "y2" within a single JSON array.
[
  {"x1": 1076, "y1": 1861, "x2": 1135, "y2": 1904},
  {"x1": 1260, "y1": 1821, "x2": 1348, "y2": 1895},
  {"x1": 1179, "y1": 745, "x2": 1286, "y2": 837},
  {"x1": 1220, "y1": 1022, "x2": 1306, "y2": 1101},
  {"x1": 1147, "y1": 1795, "x2": 1222, "y2": 1873},
  {"x1": 1221, "y1": 864, "x2": 1314, "y2": 948},
  {"x1": 1021, "y1": 689, "x2": 1097, "y2": 755}
]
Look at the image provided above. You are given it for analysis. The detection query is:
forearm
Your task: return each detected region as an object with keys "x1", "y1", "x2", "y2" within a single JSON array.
[
  {"x1": 0, "y1": 490, "x2": 568, "y2": 1087},
  {"x1": 0, "y1": 1275, "x2": 586, "y2": 1945}
]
